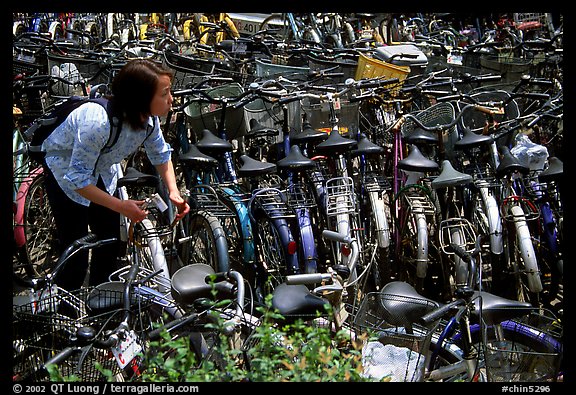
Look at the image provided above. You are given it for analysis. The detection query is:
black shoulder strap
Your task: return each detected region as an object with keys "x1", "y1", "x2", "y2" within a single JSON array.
[{"x1": 89, "y1": 97, "x2": 123, "y2": 152}]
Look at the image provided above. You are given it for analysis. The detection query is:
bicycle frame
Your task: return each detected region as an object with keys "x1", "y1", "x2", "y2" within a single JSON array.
[
  {"x1": 276, "y1": 104, "x2": 320, "y2": 274},
  {"x1": 196, "y1": 93, "x2": 301, "y2": 286}
]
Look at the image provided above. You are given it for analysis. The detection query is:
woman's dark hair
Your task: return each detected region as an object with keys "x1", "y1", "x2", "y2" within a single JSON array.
[{"x1": 111, "y1": 59, "x2": 173, "y2": 130}]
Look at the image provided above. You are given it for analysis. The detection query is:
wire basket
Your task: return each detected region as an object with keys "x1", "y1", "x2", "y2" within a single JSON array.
[
  {"x1": 438, "y1": 217, "x2": 478, "y2": 255},
  {"x1": 480, "y1": 55, "x2": 533, "y2": 86},
  {"x1": 47, "y1": 51, "x2": 112, "y2": 88},
  {"x1": 13, "y1": 84, "x2": 48, "y2": 121},
  {"x1": 255, "y1": 57, "x2": 311, "y2": 82},
  {"x1": 307, "y1": 52, "x2": 358, "y2": 84},
  {"x1": 302, "y1": 99, "x2": 359, "y2": 136},
  {"x1": 514, "y1": 13, "x2": 549, "y2": 24},
  {"x1": 162, "y1": 50, "x2": 216, "y2": 90},
  {"x1": 401, "y1": 101, "x2": 458, "y2": 161},
  {"x1": 483, "y1": 308, "x2": 563, "y2": 382},
  {"x1": 355, "y1": 52, "x2": 410, "y2": 95},
  {"x1": 13, "y1": 287, "x2": 129, "y2": 381},
  {"x1": 184, "y1": 82, "x2": 247, "y2": 140},
  {"x1": 362, "y1": 172, "x2": 392, "y2": 193},
  {"x1": 461, "y1": 161, "x2": 500, "y2": 187},
  {"x1": 243, "y1": 97, "x2": 283, "y2": 131},
  {"x1": 354, "y1": 291, "x2": 440, "y2": 382},
  {"x1": 13, "y1": 43, "x2": 48, "y2": 77}
]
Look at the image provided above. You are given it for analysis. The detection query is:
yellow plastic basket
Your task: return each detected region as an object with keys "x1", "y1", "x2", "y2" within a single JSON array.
[{"x1": 355, "y1": 52, "x2": 410, "y2": 94}]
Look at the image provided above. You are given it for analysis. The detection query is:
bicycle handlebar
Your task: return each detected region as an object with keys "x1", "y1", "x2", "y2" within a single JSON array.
[
  {"x1": 13, "y1": 234, "x2": 117, "y2": 290},
  {"x1": 388, "y1": 102, "x2": 503, "y2": 135}
]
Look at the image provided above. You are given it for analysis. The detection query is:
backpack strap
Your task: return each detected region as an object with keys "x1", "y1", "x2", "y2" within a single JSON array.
[{"x1": 89, "y1": 97, "x2": 123, "y2": 152}]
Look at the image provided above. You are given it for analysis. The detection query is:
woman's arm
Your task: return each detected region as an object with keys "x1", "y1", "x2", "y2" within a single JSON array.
[
  {"x1": 76, "y1": 184, "x2": 149, "y2": 223},
  {"x1": 155, "y1": 161, "x2": 190, "y2": 220}
]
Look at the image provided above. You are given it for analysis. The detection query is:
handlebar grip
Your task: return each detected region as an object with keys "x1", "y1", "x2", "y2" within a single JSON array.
[
  {"x1": 446, "y1": 243, "x2": 472, "y2": 263},
  {"x1": 43, "y1": 346, "x2": 79, "y2": 367},
  {"x1": 525, "y1": 78, "x2": 554, "y2": 88},
  {"x1": 475, "y1": 74, "x2": 502, "y2": 82},
  {"x1": 520, "y1": 92, "x2": 550, "y2": 101},
  {"x1": 147, "y1": 313, "x2": 199, "y2": 341},
  {"x1": 419, "y1": 299, "x2": 464, "y2": 325},
  {"x1": 72, "y1": 233, "x2": 98, "y2": 249},
  {"x1": 286, "y1": 273, "x2": 327, "y2": 285},
  {"x1": 436, "y1": 94, "x2": 462, "y2": 102},
  {"x1": 321, "y1": 229, "x2": 352, "y2": 244},
  {"x1": 278, "y1": 95, "x2": 302, "y2": 105}
]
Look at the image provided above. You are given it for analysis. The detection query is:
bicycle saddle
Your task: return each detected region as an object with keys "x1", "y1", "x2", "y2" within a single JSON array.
[
  {"x1": 276, "y1": 145, "x2": 315, "y2": 171},
  {"x1": 397, "y1": 144, "x2": 439, "y2": 172},
  {"x1": 246, "y1": 118, "x2": 279, "y2": 139},
  {"x1": 315, "y1": 128, "x2": 357, "y2": 155},
  {"x1": 290, "y1": 122, "x2": 328, "y2": 145},
  {"x1": 375, "y1": 281, "x2": 440, "y2": 331},
  {"x1": 350, "y1": 134, "x2": 385, "y2": 157},
  {"x1": 171, "y1": 263, "x2": 227, "y2": 305},
  {"x1": 195, "y1": 129, "x2": 233, "y2": 155},
  {"x1": 86, "y1": 281, "x2": 140, "y2": 315},
  {"x1": 538, "y1": 156, "x2": 563, "y2": 183},
  {"x1": 470, "y1": 291, "x2": 533, "y2": 326},
  {"x1": 179, "y1": 144, "x2": 219, "y2": 168},
  {"x1": 237, "y1": 154, "x2": 277, "y2": 177},
  {"x1": 431, "y1": 160, "x2": 472, "y2": 189},
  {"x1": 496, "y1": 145, "x2": 530, "y2": 178},
  {"x1": 454, "y1": 127, "x2": 493, "y2": 149},
  {"x1": 403, "y1": 127, "x2": 439, "y2": 145},
  {"x1": 272, "y1": 283, "x2": 330, "y2": 321},
  {"x1": 117, "y1": 167, "x2": 159, "y2": 188}
]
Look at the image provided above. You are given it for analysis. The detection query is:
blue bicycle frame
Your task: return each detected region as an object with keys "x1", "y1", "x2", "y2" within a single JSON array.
[{"x1": 278, "y1": 105, "x2": 319, "y2": 274}]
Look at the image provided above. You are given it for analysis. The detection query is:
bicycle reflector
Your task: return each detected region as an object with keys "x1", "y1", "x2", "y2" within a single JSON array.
[
  {"x1": 341, "y1": 244, "x2": 351, "y2": 257},
  {"x1": 287, "y1": 241, "x2": 298, "y2": 255}
]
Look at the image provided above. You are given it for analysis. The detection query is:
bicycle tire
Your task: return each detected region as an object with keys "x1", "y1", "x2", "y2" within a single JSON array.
[
  {"x1": 177, "y1": 210, "x2": 230, "y2": 274},
  {"x1": 260, "y1": 14, "x2": 294, "y2": 42},
  {"x1": 133, "y1": 218, "x2": 172, "y2": 294},
  {"x1": 16, "y1": 170, "x2": 60, "y2": 282},
  {"x1": 253, "y1": 210, "x2": 291, "y2": 295},
  {"x1": 467, "y1": 187, "x2": 506, "y2": 295},
  {"x1": 363, "y1": 189, "x2": 392, "y2": 291},
  {"x1": 429, "y1": 317, "x2": 562, "y2": 382},
  {"x1": 506, "y1": 207, "x2": 543, "y2": 305}
]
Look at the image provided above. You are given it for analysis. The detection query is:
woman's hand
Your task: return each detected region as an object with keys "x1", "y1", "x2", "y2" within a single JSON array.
[
  {"x1": 169, "y1": 190, "x2": 190, "y2": 221},
  {"x1": 121, "y1": 199, "x2": 149, "y2": 223}
]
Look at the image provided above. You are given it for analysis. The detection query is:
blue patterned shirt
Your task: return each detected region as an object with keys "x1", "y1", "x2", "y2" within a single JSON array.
[{"x1": 43, "y1": 102, "x2": 172, "y2": 206}]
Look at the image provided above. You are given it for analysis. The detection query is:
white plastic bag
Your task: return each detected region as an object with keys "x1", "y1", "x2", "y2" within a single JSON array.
[
  {"x1": 51, "y1": 62, "x2": 85, "y2": 96},
  {"x1": 362, "y1": 340, "x2": 425, "y2": 382},
  {"x1": 511, "y1": 133, "x2": 549, "y2": 171}
]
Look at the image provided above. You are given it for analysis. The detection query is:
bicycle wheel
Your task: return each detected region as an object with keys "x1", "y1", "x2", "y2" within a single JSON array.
[
  {"x1": 177, "y1": 210, "x2": 230, "y2": 274},
  {"x1": 253, "y1": 213, "x2": 290, "y2": 295},
  {"x1": 360, "y1": 188, "x2": 393, "y2": 292},
  {"x1": 17, "y1": 171, "x2": 60, "y2": 282},
  {"x1": 466, "y1": 187, "x2": 506, "y2": 295},
  {"x1": 429, "y1": 314, "x2": 562, "y2": 382},
  {"x1": 260, "y1": 14, "x2": 294, "y2": 42}
]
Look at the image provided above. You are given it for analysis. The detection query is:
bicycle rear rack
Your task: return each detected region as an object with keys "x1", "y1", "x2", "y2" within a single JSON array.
[
  {"x1": 363, "y1": 171, "x2": 392, "y2": 193},
  {"x1": 251, "y1": 188, "x2": 295, "y2": 220},
  {"x1": 189, "y1": 185, "x2": 235, "y2": 217},
  {"x1": 500, "y1": 196, "x2": 540, "y2": 222},
  {"x1": 402, "y1": 191, "x2": 436, "y2": 217},
  {"x1": 326, "y1": 176, "x2": 357, "y2": 216},
  {"x1": 287, "y1": 182, "x2": 317, "y2": 209},
  {"x1": 439, "y1": 217, "x2": 478, "y2": 255}
]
